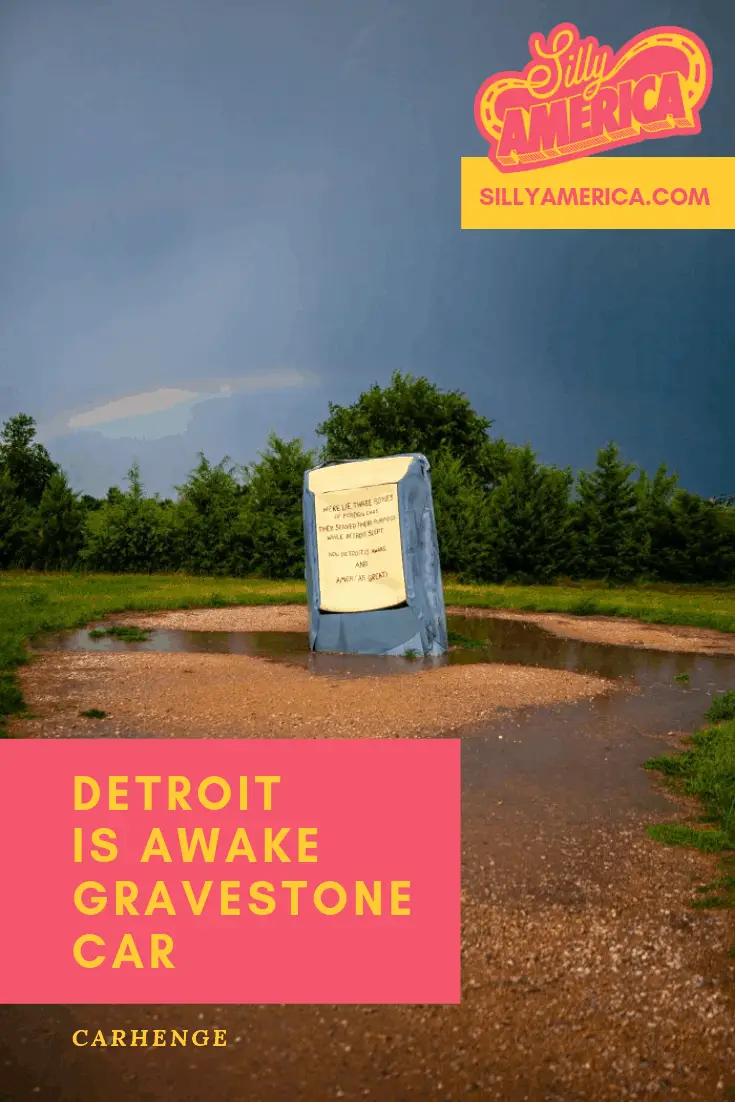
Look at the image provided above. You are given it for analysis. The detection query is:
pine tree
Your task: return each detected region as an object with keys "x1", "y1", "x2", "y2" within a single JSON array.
[
  {"x1": 574, "y1": 443, "x2": 641, "y2": 580},
  {"x1": 36, "y1": 472, "x2": 85, "y2": 569},
  {"x1": 467, "y1": 446, "x2": 573, "y2": 582},
  {"x1": 635, "y1": 464, "x2": 679, "y2": 579},
  {"x1": 81, "y1": 463, "x2": 175, "y2": 572},
  {"x1": 0, "y1": 470, "x2": 36, "y2": 568},
  {"x1": 431, "y1": 447, "x2": 489, "y2": 574},
  {"x1": 661, "y1": 491, "x2": 735, "y2": 582},
  {"x1": 175, "y1": 455, "x2": 250, "y2": 576},
  {"x1": 241, "y1": 435, "x2": 316, "y2": 578}
]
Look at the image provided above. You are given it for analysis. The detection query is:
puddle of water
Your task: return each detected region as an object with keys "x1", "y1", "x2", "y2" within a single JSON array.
[
  {"x1": 32, "y1": 627, "x2": 417, "y2": 677},
  {"x1": 31, "y1": 614, "x2": 735, "y2": 752},
  {"x1": 31, "y1": 612, "x2": 735, "y2": 748},
  {"x1": 28, "y1": 615, "x2": 735, "y2": 852},
  {"x1": 32, "y1": 613, "x2": 730, "y2": 684}
]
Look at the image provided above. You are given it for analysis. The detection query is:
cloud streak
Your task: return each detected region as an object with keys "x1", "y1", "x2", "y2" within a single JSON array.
[
  {"x1": 41, "y1": 370, "x2": 319, "y2": 440},
  {"x1": 68, "y1": 388, "x2": 200, "y2": 429}
]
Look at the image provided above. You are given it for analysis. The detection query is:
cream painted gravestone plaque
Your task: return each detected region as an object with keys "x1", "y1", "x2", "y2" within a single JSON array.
[
  {"x1": 303, "y1": 454, "x2": 448, "y2": 656},
  {"x1": 314, "y1": 482, "x2": 405, "y2": 612}
]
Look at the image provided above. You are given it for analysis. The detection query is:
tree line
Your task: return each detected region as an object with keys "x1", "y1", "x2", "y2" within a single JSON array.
[{"x1": 1, "y1": 373, "x2": 733, "y2": 584}]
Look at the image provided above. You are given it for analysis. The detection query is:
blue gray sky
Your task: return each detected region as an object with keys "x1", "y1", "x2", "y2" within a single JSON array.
[{"x1": 1, "y1": 0, "x2": 733, "y2": 497}]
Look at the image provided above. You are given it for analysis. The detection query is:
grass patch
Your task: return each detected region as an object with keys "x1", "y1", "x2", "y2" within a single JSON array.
[
  {"x1": 647, "y1": 704, "x2": 735, "y2": 840},
  {"x1": 568, "y1": 596, "x2": 600, "y2": 616},
  {"x1": 88, "y1": 625, "x2": 151, "y2": 643},
  {"x1": 447, "y1": 630, "x2": 486, "y2": 650},
  {"x1": 444, "y1": 578, "x2": 735, "y2": 634},
  {"x1": 645, "y1": 695, "x2": 735, "y2": 946},
  {"x1": 674, "y1": 673, "x2": 690, "y2": 683},
  {"x1": 208, "y1": 592, "x2": 229, "y2": 608},
  {"x1": 644, "y1": 752, "x2": 693, "y2": 777},
  {"x1": 691, "y1": 869, "x2": 735, "y2": 910},
  {"x1": 80, "y1": 708, "x2": 107, "y2": 719},
  {"x1": 706, "y1": 690, "x2": 735, "y2": 723},
  {"x1": 646, "y1": 823, "x2": 731, "y2": 853},
  {"x1": 0, "y1": 672, "x2": 24, "y2": 717}
]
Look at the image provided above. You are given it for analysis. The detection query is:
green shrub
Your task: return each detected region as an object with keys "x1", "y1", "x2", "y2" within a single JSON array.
[{"x1": 707, "y1": 691, "x2": 735, "y2": 724}]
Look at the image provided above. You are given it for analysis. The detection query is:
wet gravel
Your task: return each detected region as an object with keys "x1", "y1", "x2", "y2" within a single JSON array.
[{"x1": 13, "y1": 648, "x2": 614, "y2": 740}]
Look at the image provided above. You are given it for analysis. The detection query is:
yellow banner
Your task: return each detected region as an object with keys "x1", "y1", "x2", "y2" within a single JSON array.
[{"x1": 460, "y1": 157, "x2": 735, "y2": 230}]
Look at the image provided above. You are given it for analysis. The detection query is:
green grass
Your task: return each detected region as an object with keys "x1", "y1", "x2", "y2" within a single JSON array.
[
  {"x1": 646, "y1": 822, "x2": 731, "y2": 853},
  {"x1": 88, "y1": 625, "x2": 151, "y2": 642},
  {"x1": 645, "y1": 694, "x2": 735, "y2": 840},
  {"x1": 674, "y1": 673, "x2": 690, "y2": 683},
  {"x1": 2, "y1": 571, "x2": 735, "y2": 733},
  {"x1": 706, "y1": 691, "x2": 735, "y2": 723},
  {"x1": 444, "y1": 579, "x2": 735, "y2": 634},
  {"x1": 80, "y1": 708, "x2": 107, "y2": 719},
  {"x1": 644, "y1": 695, "x2": 735, "y2": 941},
  {"x1": 0, "y1": 571, "x2": 304, "y2": 732},
  {"x1": 691, "y1": 873, "x2": 735, "y2": 910},
  {"x1": 447, "y1": 630, "x2": 487, "y2": 650}
]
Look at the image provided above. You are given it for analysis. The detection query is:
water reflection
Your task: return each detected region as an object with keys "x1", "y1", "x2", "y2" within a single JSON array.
[
  {"x1": 29, "y1": 615, "x2": 735, "y2": 750},
  {"x1": 32, "y1": 613, "x2": 713, "y2": 684}
]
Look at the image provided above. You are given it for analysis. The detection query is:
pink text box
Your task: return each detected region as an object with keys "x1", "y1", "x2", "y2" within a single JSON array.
[{"x1": 0, "y1": 738, "x2": 460, "y2": 1004}]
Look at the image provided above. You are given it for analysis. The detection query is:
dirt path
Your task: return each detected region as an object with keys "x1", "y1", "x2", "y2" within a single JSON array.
[{"x1": 2, "y1": 607, "x2": 735, "y2": 1100}]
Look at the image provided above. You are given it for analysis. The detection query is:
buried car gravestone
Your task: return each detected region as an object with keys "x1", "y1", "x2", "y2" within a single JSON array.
[{"x1": 302, "y1": 454, "x2": 448, "y2": 656}]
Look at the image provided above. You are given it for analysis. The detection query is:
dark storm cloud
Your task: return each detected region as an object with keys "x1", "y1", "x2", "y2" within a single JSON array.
[{"x1": 0, "y1": 0, "x2": 732, "y2": 495}]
